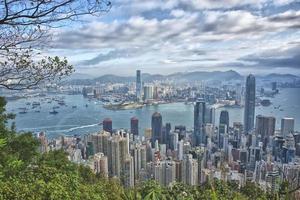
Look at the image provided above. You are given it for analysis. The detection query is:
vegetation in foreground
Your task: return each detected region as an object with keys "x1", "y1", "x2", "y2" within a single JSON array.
[{"x1": 0, "y1": 97, "x2": 292, "y2": 200}]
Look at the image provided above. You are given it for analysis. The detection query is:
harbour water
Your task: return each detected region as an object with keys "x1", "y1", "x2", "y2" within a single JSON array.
[{"x1": 5, "y1": 88, "x2": 300, "y2": 138}]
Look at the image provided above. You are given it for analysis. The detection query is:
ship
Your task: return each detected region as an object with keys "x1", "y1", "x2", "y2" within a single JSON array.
[
  {"x1": 49, "y1": 109, "x2": 58, "y2": 115},
  {"x1": 260, "y1": 99, "x2": 271, "y2": 107}
]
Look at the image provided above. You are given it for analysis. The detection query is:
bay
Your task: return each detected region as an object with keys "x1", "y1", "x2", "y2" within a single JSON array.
[{"x1": 6, "y1": 88, "x2": 300, "y2": 138}]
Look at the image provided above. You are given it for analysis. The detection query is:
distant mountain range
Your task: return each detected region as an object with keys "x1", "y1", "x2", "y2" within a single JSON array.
[{"x1": 63, "y1": 70, "x2": 300, "y2": 85}]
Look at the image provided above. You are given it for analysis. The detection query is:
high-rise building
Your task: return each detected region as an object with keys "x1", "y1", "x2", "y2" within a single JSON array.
[
  {"x1": 281, "y1": 118, "x2": 295, "y2": 138},
  {"x1": 181, "y1": 154, "x2": 198, "y2": 185},
  {"x1": 123, "y1": 156, "x2": 135, "y2": 187},
  {"x1": 154, "y1": 160, "x2": 176, "y2": 186},
  {"x1": 235, "y1": 83, "x2": 242, "y2": 105},
  {"x1": 219, "y1": 110, "x2": 229, "y2": 132},
  {"x1": 151, "y1": 112, "x2": 162, "y2": 147},
  {"x1": 272, "y1": 82, "x2": 277, "y2": 91},
  {"x1": 255, "y1": 115, "x2": 276, "y2": 150},
  {"x1": 130, "y1": 117, "x2": 139, "y2": 136},
  {"x1": 136, "y1": 70, "x2": 142, "y2": 101},
  {"x1": 143, "y1": 85, "x2": 154, "y2": 101},
  {"x1": 93, "y1": 152, "x2": 108, "y2": 177},
  {"x1": 194, "y1": 101, "x2": 206, "y2": 145},
  {"x1": 244, "y1": 74, "x2": 256, "y2": 133},
  {"x1": 103, "y1": 118, "x2": 112, "y2": 133},
  {"x1": 218, "y1": 124, "x2": 227, "y2": 149}
]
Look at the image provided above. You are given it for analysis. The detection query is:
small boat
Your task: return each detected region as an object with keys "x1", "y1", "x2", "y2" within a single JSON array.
[
  {"x1": 72, "y1": 105, "x2": 77, "y2": 109},
  {"x1": 85, "y1": 104, "x2": 88, "y2": 107},
  {"x1": 19, "y1": 110, "x2": 27, "y2": 114},
  {"x1": 35, "y1": 110, "x2": 41, "y2": 113},
  {"x1": 32, "y1": 102, "x2": 41, "y2": 106},
  {"x1": 58, "y1": 100, "x2": 65, "y2": 106},
  {"x1": 53, "y1": 106, "x2": 60, "y2": 109},
  {"x1": 49, "y1": 109, "x2": 58, "y2": 115}
]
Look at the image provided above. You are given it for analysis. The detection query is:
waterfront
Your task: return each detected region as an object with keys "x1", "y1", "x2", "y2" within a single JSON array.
[{"x1": 5, "y1": 88, "x2": 300, "y2": 138}]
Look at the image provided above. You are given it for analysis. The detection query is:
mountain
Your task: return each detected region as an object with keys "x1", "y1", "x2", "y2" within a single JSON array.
[
  {"x1": 258, "y1": 73, "x2": 300, "y2": 82},
  {"x1": 63, "y1": 70, "x2": 300, "y2": 85}
]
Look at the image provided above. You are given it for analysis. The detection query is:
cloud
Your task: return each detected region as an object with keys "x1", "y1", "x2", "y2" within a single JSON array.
[
  {"x1": 48, "y1": 0, "x2": 300, "y2": 75},
  {"x1": 240, "y1": 44, "x2": 300, "y2": 69}
]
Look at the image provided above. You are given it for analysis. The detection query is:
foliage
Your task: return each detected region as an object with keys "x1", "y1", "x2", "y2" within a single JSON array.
[{"x1": 0, "y1": 0, "x2": 111, "y2": 90}]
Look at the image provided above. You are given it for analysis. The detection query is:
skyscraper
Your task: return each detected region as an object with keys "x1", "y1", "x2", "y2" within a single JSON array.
[
  {"x1": 281, "y1": 118, "x2": 295, "y2": 138},
  {"x1": 103, "y1": 118, "x2": 112, "y2": 133},
  {"x1": 219, "y1": 110, "x2": 229, "y2": 132},
  {"x1": 194, "y1": 101, "x2": 206, "y2": 145},
  {"x1": 136, "y1": 70, "x2": 142, "y2": 102},
  {"x1": 130, "y1": 117, "x2": 139, "y2": 136},
  {"x1": 151, "y1": 112, "x2": 162, "y2": 147},
  {"x1": 255, "y1": 115, "x2": 276, "y2": 150},
  {"x1": 244, "y1": 74, "x2": 256, "y2": 133},
  {"x1": 143, "y1": 85, "x2": 154, "y2": 101}
]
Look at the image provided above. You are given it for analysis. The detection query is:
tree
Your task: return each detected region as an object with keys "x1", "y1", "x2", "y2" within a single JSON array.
[{"x1": 0, "y1": 0, "x2": 111, "y2": 90}]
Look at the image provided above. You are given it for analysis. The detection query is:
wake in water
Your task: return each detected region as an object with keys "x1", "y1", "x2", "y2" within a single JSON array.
[
  {"x1": 18, "y1": 123, "x2": 100, "y2": 134},
  {"x1": 66, "y1": 123, "x2": 99, "y2": 132}
]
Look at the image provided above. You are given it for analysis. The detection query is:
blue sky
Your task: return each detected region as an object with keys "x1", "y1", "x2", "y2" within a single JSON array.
[{"x1": 49, "y1": 0, "x2": 300, "y2": 76}]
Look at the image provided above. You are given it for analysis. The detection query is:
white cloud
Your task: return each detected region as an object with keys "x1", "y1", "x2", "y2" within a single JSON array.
[{"x1": 48, "y1": 0, "x2": 300, "y2": 75}]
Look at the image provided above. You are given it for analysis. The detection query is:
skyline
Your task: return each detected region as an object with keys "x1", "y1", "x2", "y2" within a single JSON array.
[{"x1": 46, "y1": 0, "x2": 300, "y2": 76}]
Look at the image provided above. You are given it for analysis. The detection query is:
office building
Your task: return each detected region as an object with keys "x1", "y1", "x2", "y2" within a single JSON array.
[
  {"x1": 151, "y1": 112, "x2": 162, "y2": 147},
  {"x1": 244, "y1": 74, "x2": 256, "y2": 133},
  {"x1": 281, "y1": 118, "x2": 295, "y2": 138},
  {"x1": 130, "y1": 117, "x2": 139, "y2": 136},
  {"x1": 219, "y1": 110, "x2": 229, "y2": 132},
  {"x1": 255, "y1": 115, "x2": 276, "y2": 150},
  {"x1": 103, "y1": 118, "x2": 112, "y2": 133},
  {"x1": 143, "y1": 85, "x2": 154, "y2": 101},
  {"x1": 194, "y1": 101, "x2": 206, "y2": 145},
  {"x1": 136, "y1": 70, "x2": 142, "y2": 101}
]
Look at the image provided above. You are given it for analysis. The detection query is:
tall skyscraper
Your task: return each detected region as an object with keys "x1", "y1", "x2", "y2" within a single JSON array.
[
  {"x1": 103, "y1": 118, "x2": 112, "y2": 133},
  {"x1": 151, "y1": 112, "x2": 162, "y2": 147},
  {"x1": 130, "y1": 117, "x2": 139, "y2": 136},
  {"x1": 244, "y1": 74, "x2": 256, "y2": 133},
  {"x1": 281, "y1": 118, "x2": 295, "y2": 137},
  {"x1": 194, "y1": 101, "x2": 206, "y2": 145},
  {"x1": 219, "y1": 110, "x2": 229, "y2": 132},
  {"x1": 136, "y1": 70, "x2": 142, "y2": 102}
]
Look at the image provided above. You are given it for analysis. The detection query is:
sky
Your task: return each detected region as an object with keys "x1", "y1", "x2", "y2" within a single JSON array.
[{"x1": 49, "y1": 0, "x2": 300, "y2": 76}]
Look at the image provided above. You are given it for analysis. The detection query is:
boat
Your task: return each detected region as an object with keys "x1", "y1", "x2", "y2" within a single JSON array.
[
  {"x1": 260, "y1": 99, "x2": 271, "y2": 107},
  {"x1": 58, "y1": 100, "x2": 65, "y2": 106},
  {"x1": 19, "y1": 107, "x2": 27, "y2": 114},
  {"x1": 85, "y1": 104, "x2": 88, "y2": 107},
  {"x1": 53, "y1": 106, "x2": 60, "y2": 109},
  {"x1": 35, "y1": 110, "x2": 41, "y2": 113},
  {"x1": 19, "y1": 110, "x2": 27, "y2": 114},
  {"x1": 49, "y1": 109, "x2": 58, "y2": 115},
  {"x1": 32, "y1": 102, "x2": 41, "y2": 106},
  {"x1": 72, "y1": 105, "x2": 77, "y2": 109}
]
